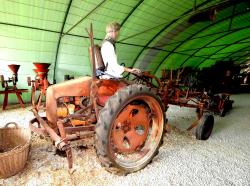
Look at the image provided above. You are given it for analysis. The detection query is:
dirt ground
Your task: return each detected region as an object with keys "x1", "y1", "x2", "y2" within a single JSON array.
[{"x1": 0, "y1": 94, "x2": 250, "y2": 186}]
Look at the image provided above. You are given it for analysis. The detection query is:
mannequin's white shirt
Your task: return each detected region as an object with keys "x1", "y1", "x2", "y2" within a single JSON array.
[{"x1": 100, "y1": 41, "x2": 124, "y2": 79}]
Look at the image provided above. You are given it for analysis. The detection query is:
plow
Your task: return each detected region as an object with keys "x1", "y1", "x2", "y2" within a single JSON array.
[{"x1": 29, "y1": 25, "x2": 233, "y2": 175}]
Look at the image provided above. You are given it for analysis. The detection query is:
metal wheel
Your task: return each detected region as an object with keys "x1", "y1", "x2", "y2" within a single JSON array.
[{"x1": 95, "y1": 84, "x2": 166, "y2": 175}]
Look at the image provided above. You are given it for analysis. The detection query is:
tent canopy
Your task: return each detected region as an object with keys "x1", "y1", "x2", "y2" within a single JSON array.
[{"x1": 0, "y1": 0, "x2": 249, "y2": 83}]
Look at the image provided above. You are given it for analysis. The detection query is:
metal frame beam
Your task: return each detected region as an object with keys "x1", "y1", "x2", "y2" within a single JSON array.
[
  {"x1": 198, "y1": 49, "x2": 250, "y2": 57},
  {"x1": 120, "y1": 0, "x2": 144, "y2": 27},
  {"x1": 179, "y1": 26, "x2": 249, "y2": 67},
  {"x1": 129, "y1": 0, "x2": 214, "y2": 68},
  {"x1": 209, "y1": 53, "x2": 250, "y2": 61},
  {"x1": 0, "y1": 22, "x2": 59, "y2": 34},
  {"x1": 228, "y1": 3, "x2": 236, "y2": 31},
  {"x1": 231, "y1": 53, "x2": 250, "y2": 61},
  {"x1": 118, "y1": 0, "x2": 218, "y2": 43},
  {"x1": 52, "y1": 0, "x2": 73, "y2": 83},
  {"x1": 236, "y1": 57, "x2": 249, "y2": 62},
  {"x1": 218, "y1": 45, "x2": 250, "y2": 62},
  {"x1": 195, "y1": 36, "x2": 250, "y2": 68},
  {"x1": 63, "y1": 0, "x2": 107, "y2": 36},
  {"x1": 159, "y1": 26, "x2": 250, "y2": 47},
  {"x1": 176, "y1": 27, "x2": 250, "y2": 52},
  {"x1": 52, "y1": 0, "x2": 107, "y2": 83},
  {"x1": 2, "y1": 21, "x2": 247, "y2": 60},
  {"x1": 63, "y1": 33, "x2": 235, "y2": 59},
  {"x1": 153, "y1": 8, "x2": 249, "y2": 74}
]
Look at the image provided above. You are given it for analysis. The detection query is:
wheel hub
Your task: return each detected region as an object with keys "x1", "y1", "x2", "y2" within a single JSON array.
[{"x1": 112, "y1": 105, "x2": 150, "y2": 153}]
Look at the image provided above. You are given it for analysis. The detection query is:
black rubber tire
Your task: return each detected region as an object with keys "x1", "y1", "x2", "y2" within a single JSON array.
[
  {"x1": 227, "y1": 101, "x2": 233, "y2": 110},
  {"x1": 195, "y1": 114, "x2": 214, "y2": 140},
  {"x1": 219, "y1": 99, "x2": 233, "y2": 117},
  {"x1": 225, "y1": 100, "x2": 233, "y2": 111},
  {"x1": 219, "y1": 107, "x2": 226, "y2": 117},
  {"x1": 95, "y1": 84, "x2": 166, "y2": 175}
]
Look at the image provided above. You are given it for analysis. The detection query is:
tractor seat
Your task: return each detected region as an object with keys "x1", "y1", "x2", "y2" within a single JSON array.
[{"x1": 89, "y1": 45, "x2": 106, "y2": 77}]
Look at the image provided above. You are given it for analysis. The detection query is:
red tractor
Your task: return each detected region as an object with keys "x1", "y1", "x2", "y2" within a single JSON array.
[{"x1": 29, "y1": 25, "x2": 214, "y2": 175}]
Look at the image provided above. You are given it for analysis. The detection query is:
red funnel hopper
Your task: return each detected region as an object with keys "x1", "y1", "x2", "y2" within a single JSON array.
[
  {"x1": 8, "y1": 64, "x2": 20, "y2": 74},
  {"x1": 37, "y1": 72, "x2": 48, "y2": 79},
  {"x1": 33, "y1": 69, "x2": 39, "y2": 74},
  {"x1": 33, "y1": 69, "x2": 49, "y2": 79},
  {"x1": 33, "y1": 68, "x2": 49, "y2": 74},
  {"x1": 33, "y1": 63, "x2": 51, "y2": 71}
]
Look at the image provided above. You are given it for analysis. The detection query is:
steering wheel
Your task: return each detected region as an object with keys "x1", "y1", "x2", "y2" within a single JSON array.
[{"x1": 129, "y1": 71, "x2": 162, "y2": 88}]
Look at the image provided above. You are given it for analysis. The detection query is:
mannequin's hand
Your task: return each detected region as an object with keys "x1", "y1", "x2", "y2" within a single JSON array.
[{"x1": 131, "y1": 68, "x2": 142, "y2": 75}]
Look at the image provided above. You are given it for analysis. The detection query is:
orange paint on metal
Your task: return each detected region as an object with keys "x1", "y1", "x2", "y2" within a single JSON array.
[
  {"x1": 96, "y1": 79, "x2": 127, "y2": 106},
  {"x1": 112, "y1": 105, "x2": 149, "y2": 153}
]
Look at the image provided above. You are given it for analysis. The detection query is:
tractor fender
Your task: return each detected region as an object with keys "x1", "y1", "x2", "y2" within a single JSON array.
[{"x1": 96, "y1": 79, "x2": 128, "y2": 106}]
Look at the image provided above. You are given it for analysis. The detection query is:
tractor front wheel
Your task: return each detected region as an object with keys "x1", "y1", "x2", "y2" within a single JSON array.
[{"x1": 95, "y1": 84, "x2": 166, "y2": 175}]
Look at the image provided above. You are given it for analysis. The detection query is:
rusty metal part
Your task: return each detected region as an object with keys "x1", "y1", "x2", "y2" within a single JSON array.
[
  {"x1": 30, "y1": 77, "x2": 50, "y2": 110},
  {"x1": 0, "y1": 75, "x2": 5, "y2": 88},
  {"x1": 75, "y1": 103, "x2": 92, "y2": 114},
  {"x1": 112, "y1": 105, "x2": 150, "y2": 153},
  {"x1": 64, "y1": 125, "x2": 95, "y2": 134},
  {"x1": 96, "y1": 79, "x2": 127, "y2": 106},
  {"x1": 66, "y1": 131, "x2": 95, "y2": 141},
  {"x1": 0, "y1": 89, "x2": 28, "y2": 110},
  {"x1": 57, "y1": 106, "x2": 69, "y2": 118},
  {"x1": 30, "y1": 109, "x2": 96, "y2": 170},
  {"x1": 30, "y1": 108, "x2": 68, "y2": 151},
  {"x1": 70, "y1": 119, "x2": 87, "y2": 126},
  {"x1": 29, "y1": 25, "x2": 170, "y2": 172},
  {"x1": 28, "y1": 63, "x2": 51, "y2": 110},
  {"x1": 79, "y1": 96, "x2": 89, "y2": 107},
  {"x1": 0, "y1": 65, "x2": 28, "y2": 110},
  {"x1": 74, "y1": 96, "x2": 81, "y2": 105},
  {"x1": 107, "y1": 94, "x2": 165, "y2": 169},
  {"x1": 57, "y1": 120, "x2": 73, "y2": 169},
  {"x1": 131, "y1": 71, "x2": 162, "y2": 88},
  {"x1": 87, "y1": 23, "x2": 97, "y2": 81},
  {"x1": 29, "y1": 117, "x2": 48, "y2": 136}
]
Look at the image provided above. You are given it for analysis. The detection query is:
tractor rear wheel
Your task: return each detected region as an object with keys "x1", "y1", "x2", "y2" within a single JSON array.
[
  {"x1": 195, "y1": 114, "x2": 214, "y2": 140},
  {"x1": 95, "y1": 84, "x2": 166, "y2": 175}
]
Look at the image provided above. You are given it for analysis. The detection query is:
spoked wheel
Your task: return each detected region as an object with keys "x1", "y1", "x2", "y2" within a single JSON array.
[
  {"x1": 195, "y1": 114, "x2": 214, "y2": 140},
  {"x1": 95, "y1": 84, "x2": 166, "y2": 175}
]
